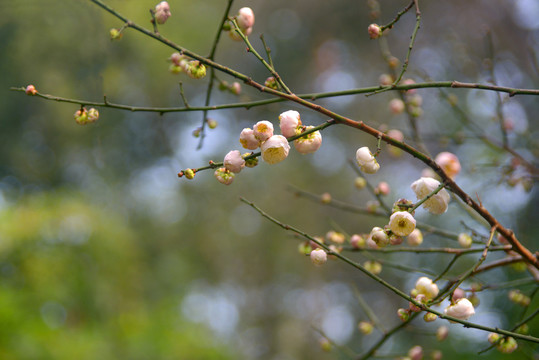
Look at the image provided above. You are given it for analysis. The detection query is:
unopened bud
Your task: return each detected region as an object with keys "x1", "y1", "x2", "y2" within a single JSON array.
[
  {"x1": 350, "y1": 234, "x2": 366, "y2": 249},
  {"x1": 87, "y1": 108, "x2": 99, "y2": 123},
  {"x1": 25, "y1": 84, "x2": 37, "y2": 95},
  {"x1": 364, "y1": 260, "x2": 382, "y2": 274},
  {"x1": 321, "y1": 192, "x2": 332, "y2": 204},
  {"x1": 207, "y1": 118, "x2": 218, "y2": 129},
  {"x1": 74, "y1": 108, "x2": 89, "y2": 125},
  {"x1": 358, "y1": 321, "x2": 374, "y2": 335},
  {"x1": 186, "y1": 61, "x2": 207, "y2": 79},
  {"x1": 436, "y1": 326, "x2": 449, "y2": 341},
  {"x1": 397, "y1": 308, "x2": 410, "y2": 322},
  {"x1": 423, "y1": 312, "x2": 437, "y2": 322},
  {"x1": 368, "y1": 24, "x2": 381, "y2": 39},
  {"x1": 354, "y1": 177, "x2": 367, "y2": 190},
  {"x1": 110, "y1": 28, "x2": 123, "y2": 40},
  {"x1": 496, "y1": 336, "x2": 517, "y2": 354},
  {"x1": 184, "y1": 168, "x2": 195, "y2": 180},
  {"x1": 264, "y1": 76, "x2": 278, "y2": 90}
]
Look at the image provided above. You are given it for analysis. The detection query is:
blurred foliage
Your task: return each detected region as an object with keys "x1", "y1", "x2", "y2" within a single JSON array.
[{"x1": 0, "y1": 0, "x2": 538, "y2": 359}]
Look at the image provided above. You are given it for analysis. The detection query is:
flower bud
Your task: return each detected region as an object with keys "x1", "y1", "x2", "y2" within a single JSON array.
[
  {"x1": 358, "y1": 321, "x2": 373, "y2": 335},
  {"x1": 214, "y1": 167, "x2": 235, "y2": 185},
  {"x1": 387, "y1": 129, "x2": 404, "y2": 157},
  {"x1": 154, "y1": 1, "x2": 171, "y2": 24},
  {"x1": 408, "y1": 345, "x2": 423, "y2": 360},
  {"x1": 169, "y1": 64, "x2": 183, "y2": 74},
  {"x1": 184, "y1": 168, "x2": 195, "y2": 180},
  {"x1": 369, "y1": 227, "x2": 389, "y2": 247},
  {"x1": 488, "y1": 333, "x2": 500, "y2": 344},
  {"x1": 224, "y1": 150, "x2": 245, "y2": 173},
  {"x1": 390, "y1": 234, "x2": 403, "y2": 245},
  {"x1": 279, "y1": 110, "x2": 302, "y2": 138},
  {"x1": 192, "y1": 128, "x2": 201, "y2": 138},
  {"x1": 379, "y1": 73, "x2": 393, "y2": 86},
  {"x1": 435, "y1": 152, "x2": 461, "y2": 179},
  {"x1": 451, "y1": 288, "x2": 466, "y2": 302},
  {"x1": 388, "y1": 56, "x2": 400, "y2": 69},
  {"x1": 457, "y1": 233, "x2": 472, "y2": 248},
  {"x1": 230, "y1": 82, "x2": 242, "y2": 95},
  {"x1": 260, "y1": 135, "x2": 290, "y2": 164},
  {"x1": 109, "y1": 28, "x2": 123, "y2": 40},
  {"x1": 414, "y1": 277, "x2": 439, "y2": 300},
  {"x1": 326, "y1": 230, "x2": 345, "y2": 244},
  {"x1": 294, "y1": 127, "x2": 322, "y2": 154},
  {"x1": 298, "y1": 241, "x2": 311, "y2": 255},
  {"x1": 496, "y1": 337, "x2": 517, "y2": 354},
  {"x1": 516, "y1": 324, "x2": 529, "y2": 334},
  {"x1": 444, "y1": 298, "x2": 475, "y2": 320},
  {"x1": 320, "y1": 192, "x2": 331, "y2": 204},
  {"x1": 368, "y1": 24, "x2": 381, "y2": 39},
  {"x1": 239, "y1": 128, "x2": 260, "y2": 150},
  {"x1": 310, "y1": 248, "x2": 327, "y2": 266},
  {"x1": 389, "y1": 211, "x2": 416, "y2": 236},
  {"x1": 186, "y1": 61, "x2": 207, "y2": 79},
  {"x1": 236, "y1": 7, "x2": 255, "y2": 30},
  {"x1": 436, "y1": 326, "x2": 449, "y2": 341},
  {"x1": 364, "y1": 260, "x2": 382, "y2": 274},
  {"x1": 25, "y1": 85, "x2": 37, "y2": 95},
  {"x1": 389, "y1": 98, "x2": 405, "y2": 114},
  {"x1": 207, "y1": 118, "x2": 218, "y2": 129},
  {"x1": 74, "y1": 108, "x2": 89, "y2": 125},
  {"x1": 366, "y1": 200, "x2": 380, "y2": 213},
  {"x1": 407, "y1": 229, "x2": 423, "y2": 246},
  {"x1": 410, "y1": 177, "x2": 450, "y2": 215},
  {"x1": 264, "y1": 76, "x2": 278, "y2": 89},
  {"x1": 354, "y1": 177, "x2": 367, "y2": 190},
  {"x1": 409, "y1": 294, "x2": 426, "y2": 312},
  {"x1": 243, "y1": 153, "x2": 258, "y2": 168},
  {"x1": 431, "y1": 350, "x2": 442, "y2": 360},
  {"x1": 423, "y1": 312, "x2": 437, "y2": 322},
  {"x1": 468, "y1": 293, "x2": 480, "y2": 308},
  {"x1": 374, "y1": 181, "x2": 390, "y2": 195},
  {"x1": 253, "y1": 120, "x2": 274, "y2": 142},
  {"x1": 169, "y1": 52, "x2": 183, "y2": 66},
  {"x1": 350, "y1": 234, "x2": 365, "y2": 249},
  {"x1": 319, "y1": 337, "x2": 332, "y2": 352},
  {"x1": 397, "y1": 308, "x2": 410, "y2": 322},
  {"x1": 508, "y1": 290, "x2": 530, "y2": 306},
  {"x1": 356, "y1": 147, "x2": 380, "y2": 174},
  {"x1": 87, "y1": 108, "x2": 99, "y2": 123},
  {"x1": 402, "y1": 78, "x2": 417, "y2": 93}
]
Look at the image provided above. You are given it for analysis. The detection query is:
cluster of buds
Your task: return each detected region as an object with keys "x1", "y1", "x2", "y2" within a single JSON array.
[
  {"x1": 227, "y1": 7, "x2": 255, "y2": 41},
  {"x1": 168, "y1": 53, "x2": 207, "y2": 79},
  {"x1": 355, "y1": 146, "x2": 380, "y2": 174},
  {"x1": 488, "y1": 333, "x2": 518, "y2": 354},
  {"x1": 219, "y1": 81, "x2": 242, "y2": 95},
  {"x1": 508, "y1": 290, "x2": 531, "y2": 306},
  {"x1": 153, "y1": 1, "x2": 171, "y2": 25},
  {"x1": 411, "y1": 177, "x2": 450, "y2": 215},
  {"x1": 74, "y1": 107, "x2": 99, "y2": 125}
]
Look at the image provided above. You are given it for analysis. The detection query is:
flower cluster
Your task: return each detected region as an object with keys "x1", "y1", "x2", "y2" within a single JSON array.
[
  {"x1": 227, "y1": 7, "x2": 255, "y2": 41},
  {"x1": 168, "y1": 53, "x2": 207, "y2": 79},
  {"x1": 74, "y1": 107, "x2": 99, "y2": 125},
  {"x1": 213, "y1": 110, "x2": 322, "y2": 185}
]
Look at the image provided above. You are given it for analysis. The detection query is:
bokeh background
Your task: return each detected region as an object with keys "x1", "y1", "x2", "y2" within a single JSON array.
[{"x1": 0, "y1": 0, "x2": 538, "y2": 359}]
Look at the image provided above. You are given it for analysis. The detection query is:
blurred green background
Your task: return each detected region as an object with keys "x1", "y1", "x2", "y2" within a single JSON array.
[{"x1": 0, "y1": 0, "x2": 538, "y2": 359}]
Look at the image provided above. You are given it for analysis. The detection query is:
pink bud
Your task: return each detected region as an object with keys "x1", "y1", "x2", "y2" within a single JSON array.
[
  {"x1": 25, "y1": 85, "x2": 37, "y2": 95},
  {"x1": 239, "y1": 128, "x2": 260, "y2": 150},
  {"x1": 154, "y1": 1, "x2": 171, "y2": 24},
  {"x1": 389, "y1": 99, "x2": 405, "y2": 114},
  {"x1": 279, "y1": 110, "x2": 302, "y2": 138},
  {"x1": 237, "y1": 7, "x2": 255, "y2": 29},
  {"x1": 294, "y1": 127, "x2": 322, "y2": 154},
  {"x1": 253, "y1": 120, "x2": 274, "y2": 142},
  {"x1": 368, "y1": 24, "x2": 381, "y2": 39},
  {"x1": 435, "y1": 152, "x2": 461, "y2": 179},
  {"x1": 224, "y1": 150, "x2": 245, "y2": 173}
]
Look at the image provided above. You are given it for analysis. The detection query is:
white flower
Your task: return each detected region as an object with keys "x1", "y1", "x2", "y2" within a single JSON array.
[
  {"x1": 261, "y1": 135, "x2": 290, "y2": 164},
  {"x1": 310, "y1": 248, "x2": 327, "y2": 266},
  {"x1": 253, "y1": 120, "x2": 274, "y2": 142},
  {"x1": 444, "y1": 298, "x2": 475, "y2": 320},
  {"x1": 410, "y1": 177, "x2": 450, "y2": 215},
  {"x1": 369, "y1": 227, "x2": 389, "y2": 248},
  {"x1": 224, "y1": 150, "x2": 245, "y2": 173},
  {"x1": 154, "y1": 1, "x2": 171, "y2": 24},
  {"x1": 214, "y1": 167, "x2": 235, "y2": 185},
  {"x1": 356, "y1": 147, "x2": 380, "y2": 174},
  {"x1": 239, "y1": 128, "x2": 260, "y2": 150},
  {"x1": 294, "y1": 127, "x2": 322, "y2": 154},
  {"x1": 237, "y1": 7, "x2": 255, "y2": 30},
  {"x1": 458, "y1": 233, "x2": 472, "y2": 248},
  {"x1": 435, "y1": 152, "x2": 461, "y2": 179},
  {"x1": 279, "y1": 110, "x2": 302, "y2": 138},
  {"x1": 407, "y1": 229, "x2": 423, "y2": 246},
  {"x1": 389, "y1": 211, "x2": 416, "y2": 236},
  {"x1": 415, "y1": 277, "x2": 439, "y2": 300}
]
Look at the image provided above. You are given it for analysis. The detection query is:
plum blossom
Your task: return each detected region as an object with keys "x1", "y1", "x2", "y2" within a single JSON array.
[
  {"x1": 253, "y1": 120, "x2": 274, "y2": 142},
  {"x1": 239, "y1": 128, "x2": 260, "y2": 150},
  {"x1": 356, "y1": 147, "x2": 380, "y2": 174},
  {"x1": 279, "y1": 110, "x2": 302, "y2": 138},
  {"x1": 411, "y1": 177, "x2": 450, "y2": 215},
  {"x1": 237, "y1": 7, "x2": 255, "y2": 29},
  {"x1": 310, "y1": 248, "x2": 327, "y2": 266},
  {"x1": 260, "y1": 135, "x2": 290, "y2": 164},
  {"x1": 214, "y1": 167, "x2": 235, "y2": 185},
  {"x1": 414, "y1": 277, "x2": 439, "y2": 300},
  {"x1": 294, "y1": 127, "x2": 322, "y2": 154},
  {"x1": 224, "y1": 150, "x2": 245, "y2": 173},
  {"x1": 369, "y1": 227, "x2": 389, "y2": 248},
  {"x1": 444, "y1": 298, "x2": 475, "y2": 320},
  {"x1": 389, "y1": 211, "x2": 416, "y2": 236},
  {"x1": 407, "y1": 229, "x2": 423, "y2": 246}
]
